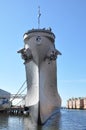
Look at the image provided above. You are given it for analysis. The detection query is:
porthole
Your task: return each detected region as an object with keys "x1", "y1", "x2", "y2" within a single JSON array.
[{"x1": 36, "y1": 36, "x2": 41, "y2": 42}]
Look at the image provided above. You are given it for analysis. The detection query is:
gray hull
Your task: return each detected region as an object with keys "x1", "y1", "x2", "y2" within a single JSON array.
[{"x1": 18, "y1": 29, "x2": 61, "y2": 124}]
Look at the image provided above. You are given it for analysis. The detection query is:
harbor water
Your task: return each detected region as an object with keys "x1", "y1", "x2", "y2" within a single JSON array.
[{"x1": 0, "y1": 109, "x2": 86, "y2": 130}]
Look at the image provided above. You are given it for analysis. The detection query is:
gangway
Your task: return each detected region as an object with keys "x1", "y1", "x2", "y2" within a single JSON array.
[
  {"x1": 10, "y1": 80, "x2": 27, "y2": 106},
  {"x1": 11, "y1": 94, "x2": 26, "y2": 98}
]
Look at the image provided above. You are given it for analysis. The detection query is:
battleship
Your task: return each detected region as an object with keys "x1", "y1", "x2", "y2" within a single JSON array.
[
  {"x1": 18, "y1": 8, "x2": 61, "y2": 125},
  {"x1": 18, "y1": 28, "x2": 61, "y2": 124}
]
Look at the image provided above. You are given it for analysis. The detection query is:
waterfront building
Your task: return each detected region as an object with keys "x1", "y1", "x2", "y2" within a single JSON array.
[
  {"x1": 67, "y1": 100, "x2": 69, "y2": 108},
  {"x1": 67, "y1": 97, "x2": 85, "y2": 109},
  {"x1": 0, "y1": 89, "x2": 11, "y2": 110},
  {"x1": 72, "y1": 98, "x2": 77, "y2": 109},
  {"x1": 83, "y1": 98, "x2": 86, "y2": 109},
  {"x1": 76, "y1": 98, "x2": 84, "y2": 109},
  {"x1": 68, "y1": 99, "x2": 73, "y2": 109}
]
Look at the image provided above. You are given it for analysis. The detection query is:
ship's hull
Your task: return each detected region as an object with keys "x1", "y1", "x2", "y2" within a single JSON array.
[
  {"x1": 25, "y1": 60, "x2": 61, "y2": 124},
  {"x1": 18, "y1": 29, "x2": 61, "y2": 125}
]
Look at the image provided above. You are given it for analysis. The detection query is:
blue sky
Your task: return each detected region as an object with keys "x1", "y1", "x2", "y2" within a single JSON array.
[{"x1": 0, "y1": 0, "x2": 86, "y2": 106}]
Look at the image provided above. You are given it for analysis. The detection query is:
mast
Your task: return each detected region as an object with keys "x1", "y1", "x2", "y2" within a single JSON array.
[{"x1": 38, "y1": 6, "x2": 41, "y2": 29}]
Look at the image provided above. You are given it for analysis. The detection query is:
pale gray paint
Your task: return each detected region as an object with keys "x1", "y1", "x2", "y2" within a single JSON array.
[{"x1": 18, "y1": 29, "x2": 61, "y2": 124}]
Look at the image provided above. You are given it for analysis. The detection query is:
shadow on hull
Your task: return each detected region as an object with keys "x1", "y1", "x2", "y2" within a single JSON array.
[{"x1": 24, "y1": 108, "x2": 61, "y2": 130}]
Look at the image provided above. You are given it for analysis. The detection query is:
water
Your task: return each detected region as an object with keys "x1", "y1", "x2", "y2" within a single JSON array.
[{"x1": 0, "y1": 109, "x2": 86, "y2": 130}]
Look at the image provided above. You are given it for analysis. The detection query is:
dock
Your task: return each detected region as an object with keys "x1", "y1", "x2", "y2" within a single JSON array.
[{"x1": 0, "y1": 106, "x2": 29, "y2": 116}]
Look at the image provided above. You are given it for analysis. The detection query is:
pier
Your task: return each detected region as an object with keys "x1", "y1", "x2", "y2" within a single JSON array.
[
  {"x1": 0, "y1": 106, "x2": 29, "y2": 116},
  {"x1": 0, "y1": 81, "x2": 29, "y2": 116}
]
